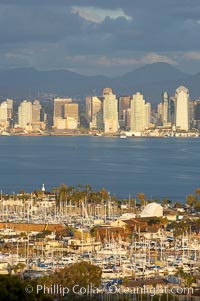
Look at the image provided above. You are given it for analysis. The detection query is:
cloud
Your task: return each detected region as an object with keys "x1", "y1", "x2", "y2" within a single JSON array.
[
  {"x1": 0, "y1": 5, "x2": 84, "y2": 44},
  {"x1": 72, "y1": 6, "x2": 132, "y2": 23},
  {"x1": 0, "y1": 1, "x2": 200, "y2": 74}
]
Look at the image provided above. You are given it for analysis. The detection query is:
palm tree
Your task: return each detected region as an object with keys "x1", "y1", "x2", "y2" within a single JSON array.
[
  {"x1": 58, "y1": 184, "x2": 68, "y2": 214},
  {"x1": 137, "y1": 192, "x2": 146, "y2": 207},
  {"x1": 186, "y1": 194, "x2": 196, "y2": 208}
]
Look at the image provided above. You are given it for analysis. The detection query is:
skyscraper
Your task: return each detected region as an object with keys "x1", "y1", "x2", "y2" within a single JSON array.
[
  {"x1": 64, "y1": 103, "x2": 79, "y2": 129},
  {"x1": 175, "y1": 86, "x2": 189, "y2": 131},
  {"x1": 6, "y1": 99, "x2": 13, "y2": 120},
  {"x1": 103, "y1": 88, "x2": 119, "y2": 133},
  {"x1": 145, "y1": 102, "x2": 151, "y2": 129},
  {"x1": 0, "y1": 101, "x2": 8, "y2": 127},
  {"x1": 85, "y1": 96, "x2": 92, "y2": 123},
  {"x1": 162, "y1": 92, "x2": 169, "y2": 126},
  {"x1": 53, "y1": 97, "x2": 72, "y2": 128},
  {"x1": 168, "y1": 98, "x2": 175, "y2": 125},
  {"x1": 32, "y1": 100, "x2": 41, "y2": 122},
  {"x1": 193, "y1": 100, "x2": 200, "y2": 129},
  {"x1": 90, "y1": 96, "x2": 103, "y2": 130},
  {"x1": 130, "y1": 92, "x2": 146, "y2": 132},
  {"x1": 118, "y1": 96, "x2": 131, "y2": 120},
  {"x1": 18, "y1": 100, "x2": 32, "y2": 129}
]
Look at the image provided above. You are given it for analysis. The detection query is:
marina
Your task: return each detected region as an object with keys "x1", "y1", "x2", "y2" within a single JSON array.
[{"x1": 1, "y1": 189, "x2": 200, "y2": 299}]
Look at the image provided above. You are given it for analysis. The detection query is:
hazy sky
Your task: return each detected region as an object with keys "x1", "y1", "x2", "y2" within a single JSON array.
[{"x1": 1, "y1": 0, "x2": 200, "y2": 75}]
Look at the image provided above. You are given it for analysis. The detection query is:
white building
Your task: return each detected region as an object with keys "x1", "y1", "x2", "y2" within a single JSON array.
[
  {"x1": 18, "y1": 100, "x2": 32, "y2": 129},
  {"x1": 130, "y1": 92, "x2": 146, "y2": 132},
  {"x1": 0, "y1": 101, "x2": 8, "y2": 127},
  {"x1": 175, "y1": 86, "x2": 189, "y2": 131},
  {"x1": 103, "y1": 88, "x2": 119, "y2": 133},
  {"x1": 90, "y1": 96, "x2": 103, "y2": 130},
  {"x1": 140, "y1": 203, "x2": 163, "y2": 217}
]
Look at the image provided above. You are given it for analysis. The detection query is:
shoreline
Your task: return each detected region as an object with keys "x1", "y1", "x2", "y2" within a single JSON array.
[{"x1": 0, "y1": 133, "x2": 199, "y2": 138}]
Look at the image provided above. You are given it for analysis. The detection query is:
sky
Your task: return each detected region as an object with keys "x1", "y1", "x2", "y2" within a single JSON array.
[{"x1": 1, "y1": 0, "x2": 200, "y2": 76}]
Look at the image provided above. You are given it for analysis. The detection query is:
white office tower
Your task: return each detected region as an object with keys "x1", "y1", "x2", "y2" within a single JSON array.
[
  {"x1": 103, "y1": 88, "x2": 119, "y2": 133},
  {"x1": 18, "y1": 100, "x2": 32, "y2": 129},
  {"x1": 175, "y1": 86, "x2": 189, "y2": 131},
  {"x1": 0, "y1": 101, "x2": 8, "y2": 127},
  {"x1": 89, "y1": 96, "x2": 103, "y2": 130},
  {"x1": 130, "y1": 92, "x2": 146, "y2": 132}
]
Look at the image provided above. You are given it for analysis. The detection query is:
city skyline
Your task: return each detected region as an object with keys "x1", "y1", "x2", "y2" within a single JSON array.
[
  {"x1": 1, "y1": 1, "x2": 200, "y2": 76},
  {"x1": 2, "y1": 84, "x2": 200, "y2": 134}
]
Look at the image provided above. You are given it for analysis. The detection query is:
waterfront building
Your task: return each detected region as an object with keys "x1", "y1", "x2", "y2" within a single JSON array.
[
  {"x1": 157, "y1": 102, "x2": 163, "y2": 121},
  {"x1": 32, "y1": 100, "x2": 41, "y2": 123},
  {"x1": 31, "y1": 100, "x2": 46, "y2": 130},
  {"x1": 6, "y1": 99, "x2": 13, "y2": 120},
  {"x1": 193, "y1": 100, "x2": 200, "y2": 129},
  {"x1": 64, "y1": 103, "x2": 78, "y2": 122},
  {"x1": 145, "y1": 102, "x2": 151, "y2": 129},
  {"x1": 175, "y1": 86, "x2": 189, "y2": 131},
  {"x1": 162, "y1": 92, "x2": 169, "y2": 126},
  {"x1": 0, "y1": 101, "x2": 8, "y2": 127},
  {"x1": 103, "y1": 88, "x2": 119, "y2": 133},
  {"x1": 168, "y1": 98, "x2": 175, "y2": 126},
  {"x1": 189, "y1": 101, "x2": 194, "y2": 128},
  {"x1": 130, "y1": 92, "x2": 146, "y2": 132},
  {"x1": 53, "y1": 97, "x2": 72, "y2": 128},
  {"x1": 89, "y1": 96, "x2": 103, "y2": 130},
  {"x1": 85, "y1": 96, "x2": 92, "y2": 124},
  {"x1": 18, "y1": 100, "x2": 32, "y2": 129},
  {"x1": 124, "y1": 108, "x2": 131, "y2": 130},
  {"x1": 64, "y1": 103, "x2": 79, "y2": 129},
  {"x1": 118, "y1": 96, "x2": 131, "y2": 121}
]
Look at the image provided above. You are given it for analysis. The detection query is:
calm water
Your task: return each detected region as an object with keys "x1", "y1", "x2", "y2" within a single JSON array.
[{"x1": 0, "y1": 136, "x2": 199, "y2": 201}]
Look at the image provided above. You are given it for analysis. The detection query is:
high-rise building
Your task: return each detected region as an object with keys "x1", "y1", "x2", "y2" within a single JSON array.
[
  {"x1": 130, "y1": 92, "x2": 146, "y2": 132},
  {"x1": 103, "y1": 87, "x2": 113, "y2": 96},
  {"x1": 118, "y1": 96, "x2": 131, "y2": 120},
  {"x1": 64, "y1": 103, "x2": 78, "y2": 122},
  {"x1": 124, "y1": 108, "x2": 131, "y2": 129},
  {"x1": 64, "y1": 103, "x2": 79, "y2": 129},
  {"x1": 18, "y1": 100, "x2": 32, "y2": 129},
  {"x1": 32, "y1": 100, "x2": 41, "y2": 122},
  {"x1": 168, "y1": 98, "x2": 175, "y2": 125},
  {"x1": 145, "y1": 102, "x2": 151, "y2": 129},
  {"x1": 193, "y1": 100, "x2": 200, "y2": 129},
  {"x1": 162, "y1": 92, "x2": 169, "y2": 126},
  {"x1": 6, "y1": 99, "x2": 13, "y2": 120},
  {"x1": 90, "y1": 96, "x2": 103, "y2": 130},
  {"x1": 103, "y1": 88, "x2": 118, "y2": 133},
  {"x1": 0, "y1": 101, "x2": 8, "y2": 127},
  {"x1": 157, "y1": 102, "x2": 163, "y2": 121},
  {"x1": 85, "y1": 96, "x2": 92, "y2": 123},
  {"x1": 53, "y1": 97, "x2": 72, "y2": 128},
  {"x1": 175, "y1": 86, "x2": 189, "y2": 131},
  {"x1": 189, "y1": 101, "x2": 194, "y2": 128}
]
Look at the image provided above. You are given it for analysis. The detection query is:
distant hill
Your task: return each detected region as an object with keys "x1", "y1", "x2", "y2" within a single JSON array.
[{"x1": 0, "y1": 62, "x2": 200, "y2": 104}]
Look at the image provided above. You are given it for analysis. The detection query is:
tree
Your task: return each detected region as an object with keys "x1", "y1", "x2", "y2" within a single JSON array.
[
  {"x1": 51, "y1": 261, "x2": 102, "y2": 296},
  {"x1": 137, "y1": 193, "x2": 146, "y2": 207},
  {"x1": 58, "y1": 183, "x2": 68, "y2": 213},
  {"x1": 186, "y1": 194, "x2": 196, "y2": 208},
  {"x1": 195, "y1": 188, "x2": 200, "y2": 201}
]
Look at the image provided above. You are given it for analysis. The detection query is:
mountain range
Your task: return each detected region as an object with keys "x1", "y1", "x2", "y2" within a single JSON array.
[{"x1": 0, "y1": 62, "x2": 200, "y2": 104}]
